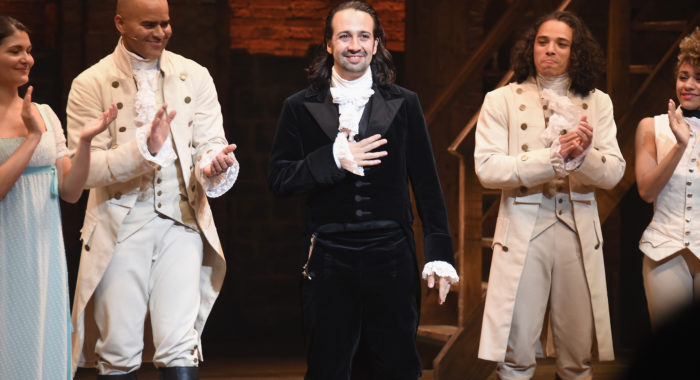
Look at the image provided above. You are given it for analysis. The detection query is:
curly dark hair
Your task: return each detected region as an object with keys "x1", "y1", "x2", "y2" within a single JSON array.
[
  {"x1": 0, "y1": 15, "x2": 29, "y2": 44},
  {"x1": 511, "y1": 10, "x2": 604, "y2": 96},
  {"x1": 306, "y1": 1, "x2": 396, "y2": 90},
  {"x1": 677, "y1": 26, "x2": 700, "y2": 73}
]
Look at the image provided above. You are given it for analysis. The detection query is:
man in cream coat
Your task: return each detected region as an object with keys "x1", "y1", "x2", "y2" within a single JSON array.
[
  {"x1": 474, "y1": 11, "x2": 624, "y2": 380},
  {"x1": 66, "y1": 0, "x2": 238, "y2": 378}
]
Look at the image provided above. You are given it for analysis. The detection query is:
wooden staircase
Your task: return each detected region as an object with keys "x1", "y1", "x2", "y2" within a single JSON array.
[{"x1": 416, "y1": 1, "x2": 699, "y2": 378}]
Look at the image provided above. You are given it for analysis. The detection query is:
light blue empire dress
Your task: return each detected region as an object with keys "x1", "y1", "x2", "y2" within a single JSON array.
[{"x1": 0, "y1": 104, "x2": 71, "y2": 379}]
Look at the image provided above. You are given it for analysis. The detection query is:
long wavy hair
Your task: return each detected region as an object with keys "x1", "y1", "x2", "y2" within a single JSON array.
[
  {"x1": 511, "y1": 11, "x2": 604, "y2": 95},
  {"x1": 0, "y1": 15, "x2": 29, "y2": 44},
  {"x1": 306, "y1": 1, "x2": 396, "y2": 90}
]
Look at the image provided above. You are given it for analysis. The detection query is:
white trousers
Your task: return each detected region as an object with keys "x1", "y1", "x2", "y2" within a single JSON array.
[
  {"x1": 643, "y1": 249, "x2": 700, "y2": 329},
  {"x1": 93, "y1": 216, "x2": 203, "y2": 375},
  {"x1": 498, "y1": 221, "x2": 594, "y2": 380}
]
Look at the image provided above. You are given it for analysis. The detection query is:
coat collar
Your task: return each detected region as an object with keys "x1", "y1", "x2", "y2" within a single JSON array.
[
  {"x1": 112, "y1": 37, "x2": 176, "y2": 79},
  {"x1": 303, "y1": 84, "x2": 404, "y2": 140}
]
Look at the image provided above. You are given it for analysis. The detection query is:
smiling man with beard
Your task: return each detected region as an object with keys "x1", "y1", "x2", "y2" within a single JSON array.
[{"x1": 268, "y1": 1, "x2": 459, "y2": 379}]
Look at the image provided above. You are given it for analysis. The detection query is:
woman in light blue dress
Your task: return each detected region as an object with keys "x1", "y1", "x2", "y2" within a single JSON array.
[{"x1": 0, "y1": 15, "x2": 117, "y2": 379}]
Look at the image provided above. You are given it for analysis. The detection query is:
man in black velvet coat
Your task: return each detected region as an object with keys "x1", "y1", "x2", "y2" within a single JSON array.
[{"x1": 268, "y1": 2, "x2": 459, "y2": 379}]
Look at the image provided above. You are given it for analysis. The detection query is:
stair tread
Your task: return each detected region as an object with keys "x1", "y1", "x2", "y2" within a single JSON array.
[
  {"x1": 633, "y1": 20, "x2": 687, "y2": 32},
  {"x1": 417, "y1": 324, "x2": 460, "y2": 343}
]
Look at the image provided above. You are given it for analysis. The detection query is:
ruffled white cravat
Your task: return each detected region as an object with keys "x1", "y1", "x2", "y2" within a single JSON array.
[
  {"x1": 330, "y1": 67, "x2": 374, "y2": 176},
  {"x1": 537, "y1": 74, "x2": 589, "y2": 174},
  {"x1": 119, "y1": 40, "x2": 177, "y2": 166}
]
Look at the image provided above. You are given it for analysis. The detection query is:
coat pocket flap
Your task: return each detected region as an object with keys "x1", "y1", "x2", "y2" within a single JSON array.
[{"x1": 514, "y1": 193, "x2": 542, "y2": 204}]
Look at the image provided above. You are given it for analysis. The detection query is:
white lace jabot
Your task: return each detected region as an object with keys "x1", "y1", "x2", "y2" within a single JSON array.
[{"x1": 330, "y1": 67, "x2": 374, "y2": 176}]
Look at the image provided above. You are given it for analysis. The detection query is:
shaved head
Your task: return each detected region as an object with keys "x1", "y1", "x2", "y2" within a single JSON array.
[
  {"x1": 114, "y1": 0, "x2": 171, "y2": 59},
  {"x1": 117, "y1": 0, "x2": 168, "y2": 17}
]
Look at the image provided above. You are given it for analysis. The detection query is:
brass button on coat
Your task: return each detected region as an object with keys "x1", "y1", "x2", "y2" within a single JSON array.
[
  {"x1": 601, "y1": 156, "x2": 606, "y2": 163},
  {"x1": 119, "y1": 126, "x2": 126, "y2": 132},
  {"x1": 184, "y1": 96, "x2": 191, "y2": 104},
  {"x1": 520, "y1": 154, "x2": 528, "y2": 161},
  {"x1": 582, "y1": 103, "x2": 588, "y2": 110},
  {"x1": 180, "y1": 73, "x2": 187, "y2": 81},
  {"x1": 112, "y1": 81, "x2": 119, "y2": 88},
  {"x1": 114, "y1": 192, "x2": 122, "y2": 200},
  {"x1": 520, "y1": 123, "x2": 527, "y2": 130},
  {"x1": 519, "y1": 104, "x2": 526, "y2": 111},
  {"x1": 85, "y1": 244, "x2": 90, "y2": 251},
  {"x1": 521, "y1": 144, "x2": 529, "y2": 152},
  {"x1": 116, "y1": 102, "x2": 123, "y2": 109},
  {"x1": 516, "y1": 88, "x2": 523, "y2": 94},
  {"x1": 157, "y1": 190, "x2": 162, "y2": 196},
  {"x1": 560, "y1": 129, "x2": 567, "y2": 135},
  {"x1": 519, "y1": 186, "x2": 527, "y2": 193}
]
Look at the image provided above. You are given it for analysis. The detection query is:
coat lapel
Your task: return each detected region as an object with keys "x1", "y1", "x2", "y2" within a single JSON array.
[
  {"x1": 304, "y1": 90, "x2": 339, "y2": 140},
  {"x1": 303, "y1": 85, "x2": 405, "y2": 140},
  {"x1": 367, "y1": 86, "x2": 404, "y2": 137}
]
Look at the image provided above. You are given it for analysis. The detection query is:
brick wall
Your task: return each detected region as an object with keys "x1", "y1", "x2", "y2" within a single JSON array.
[{"x1": 229, "y1": 0, "x2": 405, "y2": 56}]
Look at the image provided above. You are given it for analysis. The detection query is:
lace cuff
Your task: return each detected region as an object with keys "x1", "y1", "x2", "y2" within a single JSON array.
[
  {"x1": 198, "y1": 149, "x2": 240, "y2": 198},
  {"x1": 422, "y1": 261, "x2": 460, "y2": 284},
  {"x1": 549, "y1": 141, "x2": 568, "y2": 178},
  {"x1": 333, "y1": 132, "x2": 363, "y2": 176},
  {"x1": 136, "y1": 127, "x2": 177, "y2": 167},
  {"x1": 564, "y1": 144, "x2": 591, "y2": 172}
]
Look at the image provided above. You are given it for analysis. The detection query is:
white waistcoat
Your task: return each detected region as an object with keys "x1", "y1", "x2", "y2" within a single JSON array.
[{"x1": 640, "y1": 114, "x2": 700, "y2": 260}]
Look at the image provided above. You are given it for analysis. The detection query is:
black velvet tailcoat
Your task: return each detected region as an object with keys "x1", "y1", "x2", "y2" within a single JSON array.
[{"x1": 268, "y1": 84, "x2": 454, "y2": 266}]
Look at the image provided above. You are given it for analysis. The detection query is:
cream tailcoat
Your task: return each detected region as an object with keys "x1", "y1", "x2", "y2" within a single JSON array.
[
  {"x1": 474, "y1": 78, "x2": 625, "y2": 362},
  {"x1": 66, "y1": 43, "x2": 228, "y2": 369}
]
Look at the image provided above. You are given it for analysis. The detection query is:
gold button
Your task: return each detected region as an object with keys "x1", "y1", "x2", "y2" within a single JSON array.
[
  {"x1": 116, "y1": 102, "x2": 123, "y2": 109},
  {"x1": 521, "y1": 154, "x2": 528, "y2": 161},
  {"x1": 502, "y1": 246, "x2": 509, "y2": 252},
  {"x1": 582, "y1": 103, "x2": 588, "y2": 110},
  {"x1": 601, "y1": 156, "x2": 606, "y2": 163},
  {"x1": 688, "y1": 194, "x2": 693, "y2": 198},
  {"x1": 85, "y1": 244, "x2": 90, "y2": 251},
  {"x1": 688, "y1": 181, "x2": 692, "y2": 186},
  {"x1": 157, "y1": 190, "x2": 162, "y2": 196},
  {"x1": 112, "y1": 81, "x2": 119, "y2": 88},
  {"x1": 558, "y1": 198, "x2": 563, "y2": 203},
  {"x1": 114, "y1": 192, "x2": 122, "y2": 200},
  {"x1": 158, "y1": 203, "x2": 162, "y2": 208},
  {"x1": 521, "y1": 144, "x2": 529, "y2": 152},
  {"x1": 119, "y1": 126, "x2": 126, "y2": 132},
  {"x1": 157, "y1": 178, "x2": 162, "y2": 184},
  {"x1": 594, "y1": 243, "x2": 600, "y2": 249},
  {"x1": 542, "y1": 104, "x2": 548, "y2": 111},
  {"x1": 180, "y1": 73, "x2": 187, "y2": 81},
  {"x1": 519, "y1": 186, "x2": 527, "y2": 193},
  {"x1": 560, "y1": 129, "x2": 567, "y2": 135},
  {"x1": 545, "y1": 117, "x2": 550, "y2": 124},
  {"x1": 686, "y1": 242, "x2": 690, "y2": 246},
  {"x1": 558, "y1": 210, "x2": 563, "y2": 215},
  {"x1": 184, "y1": 96, "x2": 191, "y2": 104},
  {"x1": 519, "y1": 104, "x2": 526, "y2": 111},
  {"x1": 188, "y1": 120, "x2": 193, "y2": 126},
  {"x1": 516, "y1": 88, "x2": 523, "y2": 94},
  {"x1": 520, "y1": 123, "x2": 527, "y2": 130}
]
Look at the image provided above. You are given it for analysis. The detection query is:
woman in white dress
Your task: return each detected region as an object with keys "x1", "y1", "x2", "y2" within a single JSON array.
[
  {"x1": 0, "y1": 15, "x2": 116, "y2": 379},
  {"x1": 636, "y1": 27, "x2": 700, "y2": 328}
]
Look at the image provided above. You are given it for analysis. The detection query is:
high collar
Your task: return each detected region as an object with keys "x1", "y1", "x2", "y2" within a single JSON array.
[{"x1": 112, "y1": 37, "x2": 172, "y2": 77}]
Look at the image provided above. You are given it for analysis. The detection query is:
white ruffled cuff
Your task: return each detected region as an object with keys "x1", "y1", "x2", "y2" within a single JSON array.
[
  {"x1": 333, "y1": 132, "x2": 363, "y2": 176},
  {"x1": 198, "y1": 150, "x2": 239, "y2": 198},
  {"x1": 564, "y1": 144, "x2": 591, "y2": 172},
  {"x1": 549, "y1": 141, "x2": 568, "y2": 178},
  {"x1": 136, "y1": 127, "x2": 177, "y2": 167},
  {"x1": 422, "y1": 261, "x2": 460, "y2": 284}
]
